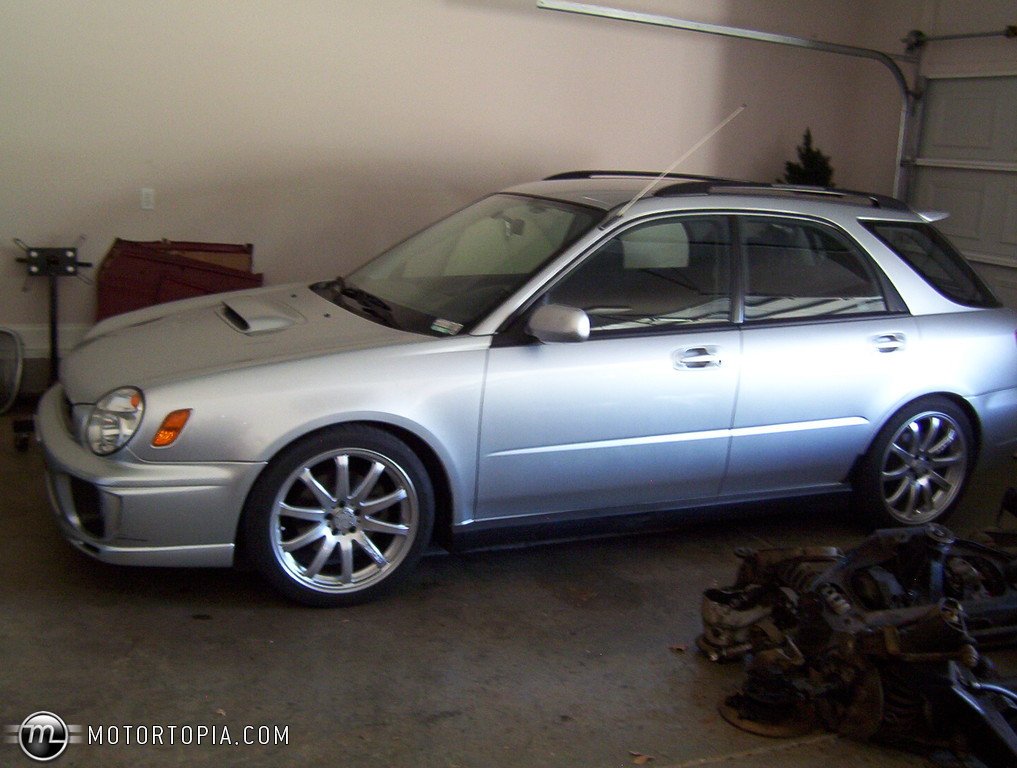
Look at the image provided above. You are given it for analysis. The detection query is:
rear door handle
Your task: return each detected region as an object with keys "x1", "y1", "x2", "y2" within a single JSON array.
[
  {"x1": 873, "y1": 333, "x2": 906, "y2": 354},
  {"x1": 675, "y1": 346, "x2": 722, "y2": 369}
]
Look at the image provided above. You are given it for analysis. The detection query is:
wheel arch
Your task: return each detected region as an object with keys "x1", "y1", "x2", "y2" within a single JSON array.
[
  {"x1": 850, "y1": 392, "x2": 982, "y2": 481},
  {"x1": 936, "y1": 392, "x2": 982, "y2": 458},
  {"x1": 886, "y1": 391, "x2": 980, "y2": 458},
  {"x1": 234, "y1": 418, "x2": 456, "y2": 554},
  {"x1": 366, "y1": 421, "x2": 456, "y2": 551},
  {"x1": 850, "y1": 391, "x2": 980, "y2": 527}
]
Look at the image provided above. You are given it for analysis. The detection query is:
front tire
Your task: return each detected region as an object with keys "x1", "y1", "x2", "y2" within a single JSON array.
[
  {"x1": 857, "y1": 396, "x2": 973, "y2": 528},
  {"x1": 243, "y1": 425, "x2": 434, "y2": 606}
]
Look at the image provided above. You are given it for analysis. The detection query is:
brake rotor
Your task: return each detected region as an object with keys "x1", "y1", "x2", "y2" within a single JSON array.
[{"x1": 718, "y1": 670, "x2": 818, "y2": 738}]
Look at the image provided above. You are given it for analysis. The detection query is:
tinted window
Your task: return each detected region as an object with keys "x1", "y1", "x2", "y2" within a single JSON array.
[
  {"x1": 742, "y1": 217, "x2": 888, "y2": 321},
  {"x1": 864, "y1": 221, "x2": 999, "y2": 308},
  {"x1": 546, "y1": 216, "x2": 731, "y2": 334}
]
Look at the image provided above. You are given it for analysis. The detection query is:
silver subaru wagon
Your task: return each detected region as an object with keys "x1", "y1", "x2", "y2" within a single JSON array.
[{"x1": 37, "y1": 172, "x2": 1017, "y2": 605}]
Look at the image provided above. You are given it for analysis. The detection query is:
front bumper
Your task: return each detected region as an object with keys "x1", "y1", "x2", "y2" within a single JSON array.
[{"x1": 36, "y1": 385, "x2": 266, "y2": 567}]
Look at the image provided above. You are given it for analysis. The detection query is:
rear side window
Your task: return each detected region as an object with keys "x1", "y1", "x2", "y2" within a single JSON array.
[
  {"x1": 741, "y1": 216, "x2": 889, "y2": 321},
  {"x1": 864, "y1": 221, "x2": 999, "y2": 308}
]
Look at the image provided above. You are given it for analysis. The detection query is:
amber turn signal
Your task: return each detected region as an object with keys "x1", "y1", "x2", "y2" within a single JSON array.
[{"x1": 152, "y1": 409, "x2": 192, "y2": 447}]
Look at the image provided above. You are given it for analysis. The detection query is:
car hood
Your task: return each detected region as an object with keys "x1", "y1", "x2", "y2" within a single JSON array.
[{"x1": 61, "y1": 284, "x2": 425, "y2": 403}]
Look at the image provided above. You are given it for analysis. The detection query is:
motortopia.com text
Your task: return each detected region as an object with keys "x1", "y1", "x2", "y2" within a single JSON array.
[{"x1": 87, "y1": 724, "x2": 289, "y2": 746}]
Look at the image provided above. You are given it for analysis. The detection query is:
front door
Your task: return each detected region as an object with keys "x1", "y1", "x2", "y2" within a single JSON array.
[{"x1": 475, "y1": 214, "x2": 740, "y2": 522}]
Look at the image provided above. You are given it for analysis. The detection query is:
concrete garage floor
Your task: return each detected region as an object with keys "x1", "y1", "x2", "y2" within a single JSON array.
[{"x1": 2, "y1": 406, "x2": 1015, "y2": 768}]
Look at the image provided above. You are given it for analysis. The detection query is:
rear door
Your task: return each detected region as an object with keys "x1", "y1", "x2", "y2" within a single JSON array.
[
  {"x1": 722, "y1": 214, "x2": 917, "y2": 496},
  {"x1": 475, "y1": 215, "x2": 740, "y2": 522}
]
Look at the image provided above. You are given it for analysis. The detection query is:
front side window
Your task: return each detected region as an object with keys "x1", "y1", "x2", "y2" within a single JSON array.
[
  {"x1": 864, "y1": 220, "x2": 999, "y2": 308},
  {"x1": 545, "y1": 216, "x2": 732, "y2": 334},
  {"x1": 741, "y1": 216, "x2": 889, "y2": 321}
]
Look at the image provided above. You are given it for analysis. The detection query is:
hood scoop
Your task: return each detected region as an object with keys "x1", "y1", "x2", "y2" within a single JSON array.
[{"x1": 219, "y1": 295, "x2": 305, "y2": 334}]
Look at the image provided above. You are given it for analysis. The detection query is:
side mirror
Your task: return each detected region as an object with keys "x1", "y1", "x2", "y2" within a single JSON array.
[{"x1": 526, "y1": 304, "x2": 590, "y2": 344}]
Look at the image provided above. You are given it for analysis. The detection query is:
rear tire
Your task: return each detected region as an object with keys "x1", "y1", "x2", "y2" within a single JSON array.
[
  {"x1": 242, "y1": 425, "x2": 434, "y2": 606},
  {"x1": 856, "y1": 396, "x2": 973, "y2": 528}
]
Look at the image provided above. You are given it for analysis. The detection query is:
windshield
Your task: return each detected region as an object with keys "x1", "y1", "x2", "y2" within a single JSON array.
[{"x1": 331, "y1": 194, "x2": 599, "y2": 335}]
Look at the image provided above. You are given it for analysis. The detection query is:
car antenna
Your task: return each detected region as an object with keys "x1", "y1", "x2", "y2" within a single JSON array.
[{"x1": 610, "y1": 103, "x2": 747, "y2": 224}]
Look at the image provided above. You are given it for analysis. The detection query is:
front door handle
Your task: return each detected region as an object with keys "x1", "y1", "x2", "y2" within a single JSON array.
[
  {"x1": 873, "y1": 333, "x2": 906, "y2": 354},
  {"x1": 675, "y1": 346, "x2": 722, "y2": 369}
]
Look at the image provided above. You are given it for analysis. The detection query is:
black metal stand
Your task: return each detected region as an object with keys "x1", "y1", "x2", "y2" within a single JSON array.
[
  {"x1": 15, "y1": 243, "x2": 92, "y2": 383},
  {"x1": 11, "y1": 242, "x2": 92, "y2": 451}
]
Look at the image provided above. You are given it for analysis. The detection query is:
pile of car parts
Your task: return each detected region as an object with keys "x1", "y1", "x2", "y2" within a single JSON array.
[{"x1": 699, "y1": 490, "x2": 1017, "y2": 767}]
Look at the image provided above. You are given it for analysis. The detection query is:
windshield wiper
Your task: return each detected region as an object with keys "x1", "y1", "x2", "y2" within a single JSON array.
[{"x1": 336, "y1": 280, "x2": 397, "y2": 327}]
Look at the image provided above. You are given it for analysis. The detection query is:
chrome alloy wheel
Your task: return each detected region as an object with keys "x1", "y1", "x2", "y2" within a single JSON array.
[
  {"x1": 269, "y1": 446, "x2": 421, "y2": 596},
  {"x1": 878, "y1": 409, "x2": 969, "y2": 525}
]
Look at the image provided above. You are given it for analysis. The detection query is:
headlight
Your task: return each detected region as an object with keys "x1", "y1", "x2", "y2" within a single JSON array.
[{"x1": 86, "y1": 387, "x2": 144, "y2": 455}]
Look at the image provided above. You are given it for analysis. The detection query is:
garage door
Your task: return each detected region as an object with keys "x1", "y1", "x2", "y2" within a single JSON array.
[{"x1": 910, "y1": 75, "x2": 1017, "y2": 308}]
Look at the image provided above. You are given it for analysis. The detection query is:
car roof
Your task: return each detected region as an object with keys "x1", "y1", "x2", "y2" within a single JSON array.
[{"x1": 504, "y1": 170, "x2": 925, "y2": 223}]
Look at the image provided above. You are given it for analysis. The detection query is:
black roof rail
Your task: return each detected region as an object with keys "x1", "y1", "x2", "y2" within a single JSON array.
[
  {"x1": 542, "y1": 171, "x2": 911, "y2": 211},
  {"x1": 770, "y1": 184, "x2": 911, "y2": 211},
  {"x1": 654, "y1": 179, "x2": 749, "y2": 196},
  {"x1": 543, "y1": 170, "x2": 737, "y2": 184},
  {"x1": 653, "y1": 180, "x2": 911, "y2": 211}
]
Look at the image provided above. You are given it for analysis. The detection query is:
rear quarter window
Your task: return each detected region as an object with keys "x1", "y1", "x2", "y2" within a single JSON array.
[{"x1": 863, "y1": 221, "x2": 1000, "y2": 308}]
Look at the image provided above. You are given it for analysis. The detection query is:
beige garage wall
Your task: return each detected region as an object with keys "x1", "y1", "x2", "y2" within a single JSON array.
[{"x1": 1, "y1": 0, "x2": 978, "y2": 364}]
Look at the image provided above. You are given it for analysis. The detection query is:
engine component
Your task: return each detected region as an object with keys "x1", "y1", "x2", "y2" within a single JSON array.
[{"x1": 699, "y1": 516, "x2": 1017, "y2": 768}]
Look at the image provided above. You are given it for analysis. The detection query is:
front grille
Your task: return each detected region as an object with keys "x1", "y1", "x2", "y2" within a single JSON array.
[{"x1": 69, "y1": 477, "x2": 105, "y2": 538}]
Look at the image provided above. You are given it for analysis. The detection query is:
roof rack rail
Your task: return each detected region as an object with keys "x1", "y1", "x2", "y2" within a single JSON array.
[
  {"x1": 653, "y1": 180, "x2": 910, "y2": 211},
  {"x1": 542, "y1": 171, "x2": 911, "y2": 211},
  {"x1": 544, "y1": 170, "x2": 736, "y2": 184},
  {"x1": 770, "y1": 184, "x2": 910, "y2": 210},
  {"x1": 653, "y1": 179, "x2": 748, "y2": 196}
]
